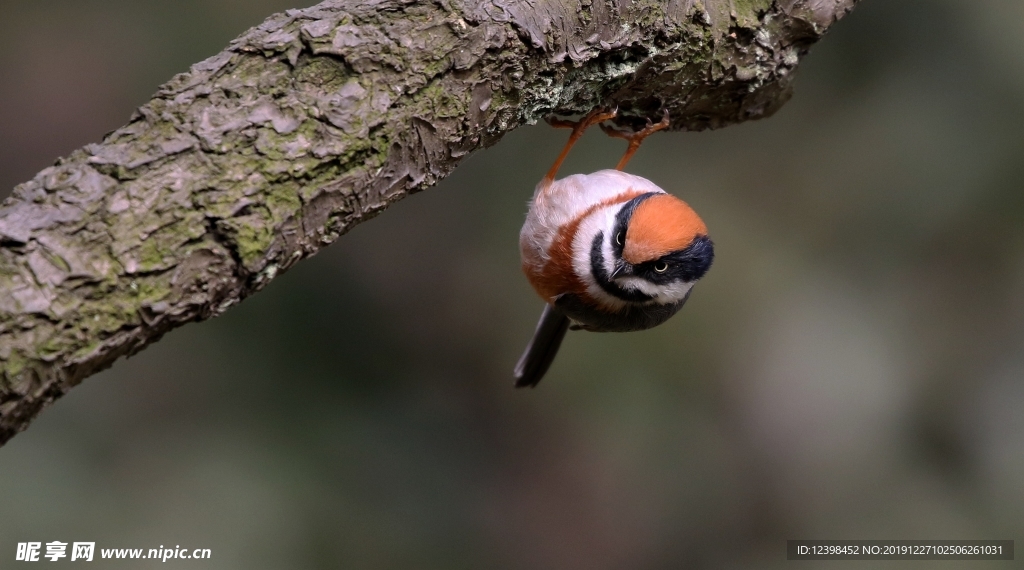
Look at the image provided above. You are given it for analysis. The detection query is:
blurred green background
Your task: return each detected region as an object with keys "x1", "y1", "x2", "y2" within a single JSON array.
[{"x1": 3, "y1": 0, "x2": 1024, "y2": 568}]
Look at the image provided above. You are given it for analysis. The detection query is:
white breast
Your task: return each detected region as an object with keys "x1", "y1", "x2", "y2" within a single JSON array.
[{"x1": 519, "y1": 169, "x2": 665, "y2": 269}]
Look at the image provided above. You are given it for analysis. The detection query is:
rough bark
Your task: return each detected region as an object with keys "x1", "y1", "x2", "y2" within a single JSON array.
[{"x1": 0, "y1": 0, "x2": 856, "y2": 445}]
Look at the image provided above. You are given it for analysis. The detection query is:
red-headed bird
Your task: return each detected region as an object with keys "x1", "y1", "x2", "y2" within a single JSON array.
[{"x1": 514, "y1": 109, "x2": 714, "y2": 387}]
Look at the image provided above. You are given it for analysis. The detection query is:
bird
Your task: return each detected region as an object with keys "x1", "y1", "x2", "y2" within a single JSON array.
[{"x1": 514, "y1": 108, "x2": 714, "y2": 388}]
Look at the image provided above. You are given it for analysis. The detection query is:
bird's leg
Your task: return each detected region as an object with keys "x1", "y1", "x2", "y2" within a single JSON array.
[
  {"x1": 600, "y1": 110, "x2": 671, "y2": 171},
  {"x1": 543, "y1": 107, "x2": 618, "y2": 182}
]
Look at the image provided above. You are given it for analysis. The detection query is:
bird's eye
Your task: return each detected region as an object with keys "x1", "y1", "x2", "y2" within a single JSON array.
[
  {"x1": 615, "y1": 232, "x2": 623, "y2": 246},
  {"x1": 654, "y1": 261, "x2": 669, "y2": 273}
]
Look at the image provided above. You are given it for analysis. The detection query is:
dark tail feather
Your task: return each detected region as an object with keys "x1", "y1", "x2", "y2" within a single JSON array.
[{"x1": 514, "y1": 304, "x2": 570, "y2": 388}]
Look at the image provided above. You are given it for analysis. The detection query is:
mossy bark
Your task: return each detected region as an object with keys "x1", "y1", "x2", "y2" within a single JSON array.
[{"x1": 0, "y1": 0, "x2": 856, "y2": 445}]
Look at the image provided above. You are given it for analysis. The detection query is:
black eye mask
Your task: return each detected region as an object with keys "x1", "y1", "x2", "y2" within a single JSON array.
[
  {"x1": 634, "y1": 235, "x2": 714, "y2": 284},
  {"x1": 610, "y1": 192, "x2": 658, "y2": 259}
]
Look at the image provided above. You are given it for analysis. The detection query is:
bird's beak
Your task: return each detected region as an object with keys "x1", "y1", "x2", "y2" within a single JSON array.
[{"x1": 610, "y1": 261, "x2": 632, "y2": 279}]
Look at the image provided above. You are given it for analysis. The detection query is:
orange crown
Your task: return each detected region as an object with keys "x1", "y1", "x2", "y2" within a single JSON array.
[{"x1": 622, "y1": 194, "x2": 707, "y2": 264}]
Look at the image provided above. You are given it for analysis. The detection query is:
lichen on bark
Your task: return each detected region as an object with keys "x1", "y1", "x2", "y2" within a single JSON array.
[{"x1": 0, "y1": 0, "x2": 857, "y2": 445}]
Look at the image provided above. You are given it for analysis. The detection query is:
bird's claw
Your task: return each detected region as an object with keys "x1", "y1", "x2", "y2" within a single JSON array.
[
  {"x1": 600, "y1": 109, "x2": 670, "y2": 142},
  {"x1": 545, "y1": 107, "x2": 618, "y2": 133}
]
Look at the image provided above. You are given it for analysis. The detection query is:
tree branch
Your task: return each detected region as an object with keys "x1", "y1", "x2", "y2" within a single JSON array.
[{"x1": 0, "y1": 0, "x2": 856, "y2": 445}]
